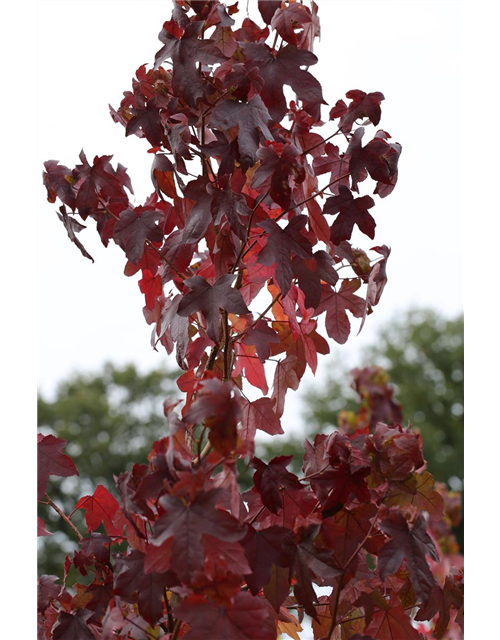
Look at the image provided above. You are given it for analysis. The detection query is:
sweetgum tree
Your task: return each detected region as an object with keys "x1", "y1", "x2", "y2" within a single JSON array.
[{"x1": 39, "y1": 1, "x2": 464, "y2": 638}]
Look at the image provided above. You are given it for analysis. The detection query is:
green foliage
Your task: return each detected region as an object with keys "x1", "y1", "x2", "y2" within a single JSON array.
[{"x1": 37, "y1": 363, "x2": 179, "y2": 577}]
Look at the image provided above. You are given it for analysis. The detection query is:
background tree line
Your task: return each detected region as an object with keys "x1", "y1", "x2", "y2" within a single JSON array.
[{"x1": 38, "y1": 308, "x2": 463, "y2": 579}]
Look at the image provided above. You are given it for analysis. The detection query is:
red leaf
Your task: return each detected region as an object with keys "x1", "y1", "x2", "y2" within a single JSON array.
[
  {"x1": 241, "y1": 398, "x2": 284, "y2": 447},
  {"x1": 364, "y1": 592, "x2": 420, "y2": 640},
  {"x1": 184, "y1": 378, "x2": 242, "y2": 456},
  {"x1": 56, "y1": 206, "x2": 94, "y2": 262},
  {"x1": 324, "y1": 185, "x2": 376, "y2": 244},
  {"x1": 232, "y1": 342, "x2": 269, "y2": 394},
  {"x1": 271, "y1": 355, "x2": 300, "y2": 418},
  {"x1": 251, "y1": 455, "x2": 303, "y2": 514},
  {"x1": 242, "y1": 319, "x2": 280, "y2": 363},
  {"x1": 339, "y1": 90, "x2": 385, "y2": 134},
  {"x1": 175, "y1": 592, "x2": 276, "y2": 639},
  {"x1": 257, "y1": 216, "x2": 313, "y2": 296},
  {"x1": 152, "y1": 488, "x2": 245, "y2": 584},
  {"x1": 114, "y1": 549, "x2": 173, "y2": 626},
  {"x1": 113, "y1": 206, "x2": 163, "y2": 264},
  {"x1": 378, "y1": 512, "x2": 439, "y2": 602},
  {"x1": 210, "y1": 95, "x2": 274, "y2": 170},
  {"x1": 72, "y1": 484, "x2": 123, "y2": 537},
  {"x1": 241, "y1": 42, "x2": 325, "y2": 123},
  {"x1": 155, "y1": 21, "x2": 227, "y2": 107},
  {"x1": 37, "y1": 434, "x2": 79, "y2": 501},
  {"x1": 315, "y1": 280, "x2": 365, "y2": 344},
  {"x1": 258, "y1": 0, "x2": 281, "y2": 25},
  {"x1": 177, "y1": 275, "x2": 249, "y2": 343},
  {"x1": 52, "y1": 610, "x2": 95, "y2": 640},
  {"x1": 37, "y1": 516, "x2": 52, "y2": 537}
]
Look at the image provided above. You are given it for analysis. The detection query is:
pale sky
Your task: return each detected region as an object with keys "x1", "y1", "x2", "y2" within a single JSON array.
[{"x1": 37, "y1": 0, "x2": 463, "y2": 434}]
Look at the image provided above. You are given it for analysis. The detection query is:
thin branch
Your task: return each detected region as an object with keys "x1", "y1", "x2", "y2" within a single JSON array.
[
  {"x1": 196, "y1": 425, "x2": 208, "y2": 467},
  {"x1": 193, "y1": 441, "x2": 212, "y2": 467},
  {"x1": 230, "y1": 189, "x2": 270, "y2": 278},
  {"x1": 164, "y1": 588, "x2": 174, "y2": 632},
  {"x1": 248, "y1": 504, "x2": 267, "y2": 526},
  {"x1": 302, "y1": 128, "x2": 342, "y2": 156},
  {"x1": 222, "y1": 310, "x2": 232, "y2": 381},
  {"x1": 301, "y1": 464, "x2": 331, "y2": 482},
  {"x1": 328, "y1": 576, "x2": 344, "y2": 640},
  {"x1": 44, "y1": 493, "x2": 83, "y2": 541},
  {"x1": 171, "y1": 619, "x2": 182, "y2": 640},
  {"x1": 275, "y1": 171, "x2": 352, "y2": 223}
]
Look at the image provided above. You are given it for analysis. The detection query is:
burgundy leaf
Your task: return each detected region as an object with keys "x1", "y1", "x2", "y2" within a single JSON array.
[
  {"x1": 257, "y1": 215, "x2": 313, "y2": 296},
  {"x1": 324, "y1": 185, "x2": 376, "y2": 244},
  {"x1": 174, "y1": 592, "x2": 276, "y2": 640},
  {"x1": 339, "y1": 90, "x2": 385, "y2": 134},
  {"x1": 113, "y1": 207, "x2": 163, "y2": 264},
  {"x1": 378, "y1": 512, "x2": 439, "y2": 602},
  {"x1": 210, "y1": 95, "x2": 274, "y2": 170},
  {"x1": 177, "y1": 274, "x2": 249, "y2": 342},
  {"x1": 152, "y1": 488, "x2": 245, "y2": 584},
  {"x1": 251, "y1": 456, "x2": 303, "y2": 514},
  {"x1": 52, "y1": 610, "x2": 94, "y2": 640},
  {"x1": 114, "y1": 549, "x2": 173, "y2": 626},
  {"x1": 37, "y1": 434, "x2": 79, "y2": 501},
  {"x1": 241, "y1": 42, "x2": 325, "y2": 122}
]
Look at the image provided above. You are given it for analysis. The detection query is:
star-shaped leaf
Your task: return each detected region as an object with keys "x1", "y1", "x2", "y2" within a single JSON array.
[
  {"x1": 339, "y1": 90, "x2": 385, "y2": 134},
  {"x1": 177, "y1": 274, "x2": 249, "y2": 342},
  {"x1": 378, "y1": 512, "x2": 439, "y2": 602},
  {"x1": 323, "y1": 185, "x2": 376, "y2": 244},
  {"x1": 315, "y1": 279, "x2": 365, "y2": 344},
  {"x1": 257, "y1": 215, "x2": 313, "y2": 296},
  {"x1": 251, "y1": 455, "x2": 303, "y2": 514},
  {"x1": 241, "y1": 43, "x2": 325, "y2": 122},
  {"x1": 155, "y1": 21, "x2": 227, "y2": 107},
  {"x1": 113, "y1": 207, "x2": 163, "y2": 264},
  {"x1": 72, "y1": 484, "x2": 123, "y2": 537},
  {"x1": 52, "y1": 610, "x2": 95, "y2": 640},
  {"x1": 152, "y1": 488, "x2": 245, "y2": 584},
  {"x1": 210, "y1": 95, "x2": 274, "y2": 170}
]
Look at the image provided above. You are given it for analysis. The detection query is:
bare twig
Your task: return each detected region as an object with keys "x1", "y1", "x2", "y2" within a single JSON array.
[{"x1": 44, "y1": 493, "x2": 83, "y2": 541}]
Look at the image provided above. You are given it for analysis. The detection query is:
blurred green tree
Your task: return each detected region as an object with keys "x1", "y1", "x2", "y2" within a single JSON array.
[
  {"x1": 37, "y1": 363, "x2": 179, "y2": 578},
  {"x1": 301, "y1": 309, "x2": 464, "y2": 490}
]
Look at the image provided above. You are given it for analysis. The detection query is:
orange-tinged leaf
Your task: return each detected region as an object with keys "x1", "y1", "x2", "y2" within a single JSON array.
[{"x1": 277, "y1": 612, "x2": 303, "y2": 640}]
